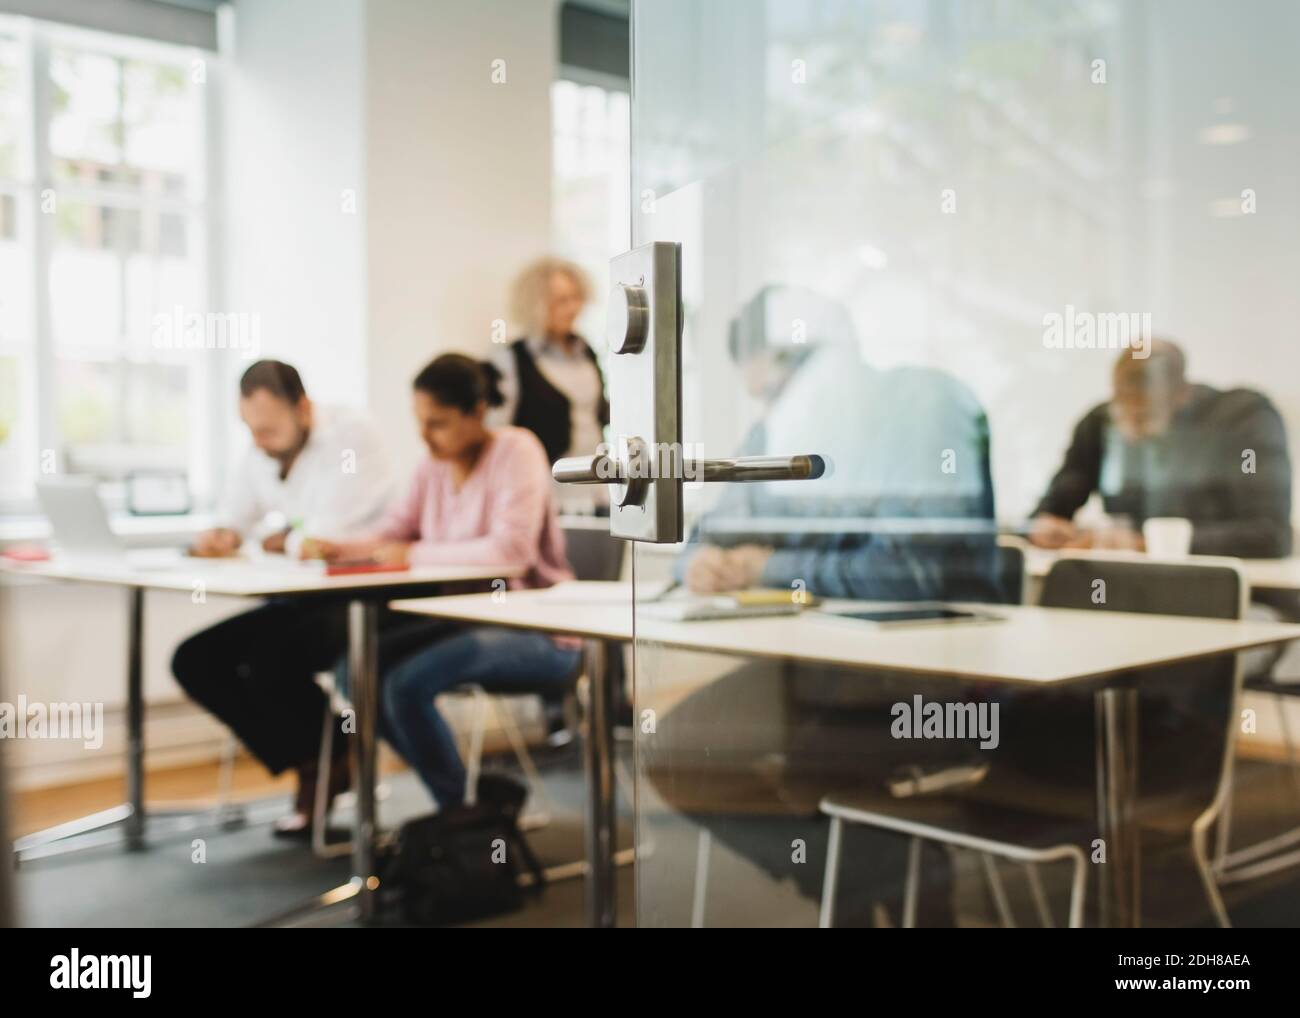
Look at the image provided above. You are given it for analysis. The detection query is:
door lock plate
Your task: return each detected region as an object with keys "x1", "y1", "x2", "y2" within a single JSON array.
[{"x1": 605, "y1": 242, "x2": 682, "y2": 543}]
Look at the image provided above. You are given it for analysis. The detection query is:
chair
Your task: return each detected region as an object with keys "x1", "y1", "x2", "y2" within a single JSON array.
[
  {"x1": 690, "y1": 539, "x2": 1031, "y2": 927},
  {"x1": 1215, "y1": 662, "x2": 1300, "y2": 883},
  {"x1": 453, "y1": 521, "x2": 626, "y2": 825},
  {"x1": 309, "y1": 523, "x2": 628, "y2": 848},
  {"x1": 994, "y1": 537, "x2": 1027, "y2": 604},
  {"x1": 818, "y1": 558, "x2": 1247, "y2": 928}
]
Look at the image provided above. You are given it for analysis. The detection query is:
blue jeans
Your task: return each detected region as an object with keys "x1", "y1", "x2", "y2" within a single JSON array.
[{"x1": 380, "y1": 627, "x2": 580, "y2": 808}]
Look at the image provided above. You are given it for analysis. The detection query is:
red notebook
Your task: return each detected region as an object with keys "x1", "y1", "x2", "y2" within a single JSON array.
[{"x1": 325, "y1": 559, "x2": 411, "y2": 577}]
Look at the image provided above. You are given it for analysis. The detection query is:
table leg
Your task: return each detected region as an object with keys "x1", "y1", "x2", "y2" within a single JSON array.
[
  {"x1": 254, "y1": 596, "x2": 381, "y2": 928},
  {"x1": 1095, "y1": 685, "x2": 1140, "y2": 927},
  {"x1": 14, "y1": 586, "x2": 146, "y2": 860},
  {"x1": 15, "y1": 583, "x2": 270, "y2": 864},
  {"x1": 349, "y1": 598, "x2": 381, "y2": 922},
  {"x1": 125, "y1": 584, "x2": 145, "y2": 849},
  {"x1": 583, "y1": 638, "x2": 617, "y2": 928},
  {"x1": 0, "y1": 683, "x2": 14, "y2": 925}
]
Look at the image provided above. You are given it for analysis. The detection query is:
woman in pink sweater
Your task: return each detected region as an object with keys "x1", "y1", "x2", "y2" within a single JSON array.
[{"x1": 314, "y1": 354, "x2": 578, "y2": 809}]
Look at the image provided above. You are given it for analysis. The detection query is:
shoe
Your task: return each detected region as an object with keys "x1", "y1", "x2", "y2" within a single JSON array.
[
  {"x1": 543, "y1": 697, "x2": 575, "y2": 749},
  {"x1": 273, "y1": 743, "x2": 353, "y2": 840}
]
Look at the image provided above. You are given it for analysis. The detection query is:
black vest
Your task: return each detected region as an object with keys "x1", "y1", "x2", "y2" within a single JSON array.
[{"x1": 510, "y1": 337, "x2": 609, "y2": 464}]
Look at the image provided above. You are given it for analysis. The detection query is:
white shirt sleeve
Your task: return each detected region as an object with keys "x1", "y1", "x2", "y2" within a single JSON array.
[
  {"x1": 212, "y1": 452, "x2": 264, "y2": 537},
  {"x1": 288, "y1": 413, "x2": 395, "y2": 557}
]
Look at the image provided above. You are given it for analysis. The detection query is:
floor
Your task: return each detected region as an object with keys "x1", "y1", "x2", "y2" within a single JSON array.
[
  {"x1": 10, "y1": 748, "x2": 1300, "y2": 928},
  {"x1": 13, "y1": 744, "x2": 637, "y2": 928}
]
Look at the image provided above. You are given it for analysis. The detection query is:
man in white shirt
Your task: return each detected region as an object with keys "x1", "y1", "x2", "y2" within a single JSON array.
[
  {"x1": 193, "y1": 361, "x2": 392, "y2": 557},
  {"x1": 177, "y1": 360, "x2": 394, "y2": 839}
]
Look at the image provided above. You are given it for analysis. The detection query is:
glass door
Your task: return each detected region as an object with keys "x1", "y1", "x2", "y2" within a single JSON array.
[{"x1": 627, "y1": 0, "x2": 1300, "y2": 927}]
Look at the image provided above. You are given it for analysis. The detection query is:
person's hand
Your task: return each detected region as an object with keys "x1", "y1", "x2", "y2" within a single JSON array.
[
  {"x1": 191, "y1": 528, "x2": 241, "y2": 558},
  {"x1": 261, "y1": 530, "x2": 289, "y2": 554},
  {"x1": 298, "y1": 537, "x2": 340, "y2": 561},
  {"x1": 726, "y1": 544, "x2": 773, "y2": 588},
  {"x1": 684, "y1": 544, "x2": 772, "y2": 593},
  {"x1": 1028, "y1": 514, "x2": 1077, "y2": 549},
  {"x1": 1092, "y1": 526, "x2": 1144, "y2": 552},
  {"x1": 685, "y1": 546, "x2": 740, "y2": 593},
  {"x1": 371, "y1": 542, "x2": 411, "y2": 566}
]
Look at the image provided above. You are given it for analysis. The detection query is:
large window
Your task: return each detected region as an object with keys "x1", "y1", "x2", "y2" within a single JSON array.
[
  {"x1": 551, "y1": 75, "x2": 629, "y2": 345},
  {"x1": 0, "y1": 16, "x2": 212, "y2": 506}
]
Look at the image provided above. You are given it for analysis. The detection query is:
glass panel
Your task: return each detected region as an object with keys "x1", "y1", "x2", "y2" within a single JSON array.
[
  {"x1": 631, "y1": 0, "x2": 1300, "y2": 928},
  {"x1": 49, "y1": 47, "x2": 192, "y2": 194},
  {"x1": 56, "y1": 357, "x2": 189, "y2": 476},
  {"x1": 0, "y1": 351, "x2": 28, "y2": 496},
  {"x1": 49, "y1": 47, "x2": 124, "y2": 176},
  {"x1": 0, "y1": 33, "x2": 24, "y2": 181},
  {"x1": 552, "y1": 78, "x2": 631, "y2": 346},
  {"x1": 51, "y1": 197, "x2": 199, "y2": 358}
]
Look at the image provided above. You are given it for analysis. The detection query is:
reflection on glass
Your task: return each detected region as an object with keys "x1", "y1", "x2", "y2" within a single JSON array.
[{"x1": 631, "y1": 0, "x2": 1300, "y2": 928}]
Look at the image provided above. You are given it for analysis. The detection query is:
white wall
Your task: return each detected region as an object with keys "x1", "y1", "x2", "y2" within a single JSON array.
[
  {"x1": 365, "y1": 0, "x2": 556, "y2": 469},
  {"x1": 221, "y1": 0, "x2": 368, "y2": 408}
]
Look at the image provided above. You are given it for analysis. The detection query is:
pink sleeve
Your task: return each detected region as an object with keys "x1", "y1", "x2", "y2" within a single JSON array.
[
  {"x1": 377, "y1": 468, "x2": 426, "y2": 543},
  {"x1": 407, "y1": 436, "x2": 547, "y2": 569},
  {"x1": 331, "y1": 465, "x2": 424, "y2": 557}
]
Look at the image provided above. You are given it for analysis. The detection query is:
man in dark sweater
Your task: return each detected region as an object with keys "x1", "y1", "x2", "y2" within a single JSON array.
[{"x1": 1029, "y1": 340, "x2": 1292, "y2": 558}]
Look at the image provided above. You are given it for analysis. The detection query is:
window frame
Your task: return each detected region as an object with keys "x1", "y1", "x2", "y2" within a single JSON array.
[{"x1": 0, "y1": 14, "x2": 220, "y2": 516}]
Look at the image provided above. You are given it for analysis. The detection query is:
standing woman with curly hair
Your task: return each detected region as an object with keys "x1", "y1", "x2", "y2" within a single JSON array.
[{"x1": 491, "y1": 256, "x2": 610, "y2": 513}]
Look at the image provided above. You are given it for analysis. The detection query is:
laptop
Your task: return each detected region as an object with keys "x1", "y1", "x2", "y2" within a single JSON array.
[{"x1": 35, "y1": 478, "x2": 185, "y2": 567}]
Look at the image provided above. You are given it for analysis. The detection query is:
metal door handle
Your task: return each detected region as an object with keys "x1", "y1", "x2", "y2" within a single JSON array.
[{"x1": 553, "y1": 452, "x2": 825, "y2": 484}]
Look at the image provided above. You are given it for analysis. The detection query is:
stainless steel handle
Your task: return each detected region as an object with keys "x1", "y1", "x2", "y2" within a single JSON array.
[
  {"x1": 553, "y1": 452, "x2": 619, "y2": 485},
  {"x1": 696, "y1": 454, "x2": 825, "y2": 482},
  {"x1": 552, "y1": 452, "x2": 825, "y2": 485}
]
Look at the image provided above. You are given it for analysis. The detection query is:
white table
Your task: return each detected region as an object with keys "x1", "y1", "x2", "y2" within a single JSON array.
[
  {"x1": 3, "y1": 552, "x2": 521, "y2": 924},
  {"x1": 393, "y1": 580, "x2": 1300, "y2": 928}
]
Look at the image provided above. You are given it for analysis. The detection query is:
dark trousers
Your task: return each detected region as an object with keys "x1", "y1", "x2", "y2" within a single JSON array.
[
  {"x1": 171, "y1": 600, "x2": 447, "y2": 775},
  {"x1": 172, "y1": 600, "x2": 350, "y2": 774}
]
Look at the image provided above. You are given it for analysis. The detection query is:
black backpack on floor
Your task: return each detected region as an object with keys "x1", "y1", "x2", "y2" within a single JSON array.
[{"x1": 385, "y1": 773, "x2": 546, "y2": 926}]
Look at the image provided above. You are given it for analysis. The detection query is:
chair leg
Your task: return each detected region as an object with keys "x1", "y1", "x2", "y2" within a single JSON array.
[
  {"x1": 691, "y1": 828, "x2": 712, "y2": 929},
  {"x1": 1193, "y1": 824, "x2": 1232, "y2": 928},
  {"x1": 1275, "y1": 693, "x2": 1300, "y2": 806},
  {"x1": 311, "y1": 704, "x2": 341, "y2": 858},
  {"x1": 1067, "y1": 853, "x2": 1087, "y2": 928},
  {"x1": 1215, "y1": 765, "x2": 1236, "y2": 872},
  {"x1": 818, "y1": 818, "x2": 842, "y2": 929},
  {"x1": 491, "y1": 695, "x2": 554, "y2": 827},
  {"x1": 902, "y1": 836, "x2": 923, "y2": 929},
  {"x1": 1217, "y1": 693, "x2": 1300, "y2": 879},
  {"x1": 214, "y1": 733, "x2": 247, "y2": 826},
  {"x1": 1025, "y1": 861, "x2": 1054, "y2": 928},
  {"x1": 217, "y1": 733, "x2": 235, "y2": 804},
  {"x1": 614, "y1": 753, "x2": 635, "y2": 812},
  {"x1": 980, "y1": 852, "x2": 1016, "y2": 928},
  {"x1": 462, "y1": 688, "x2": 489, "y2": 807}
]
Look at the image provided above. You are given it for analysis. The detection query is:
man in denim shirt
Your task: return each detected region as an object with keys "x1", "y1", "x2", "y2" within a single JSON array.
[{"x1": 649, "y1": 287, "x2": 1002, "y2": 926}]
